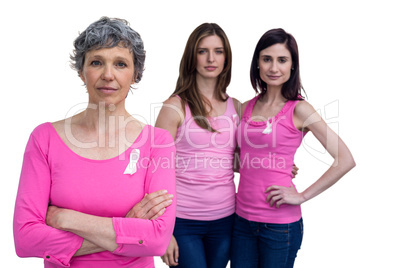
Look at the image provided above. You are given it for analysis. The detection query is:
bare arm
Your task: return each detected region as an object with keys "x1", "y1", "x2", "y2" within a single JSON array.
[
  {"x1": 155, "y1": 96, "x2": 184, "y2": 140},
  {"x1": 46, "y1": 207, "x2": 118, "y2": 252},
  {"x1": 73, "y1": 240, "x2": 104, "y2": 257},
  {"x1": 155, "y1": 96, "x2": 183, "y2": 266},
  {"x1": 266, "y1": 101, "x2": 356, "y2": 207}
]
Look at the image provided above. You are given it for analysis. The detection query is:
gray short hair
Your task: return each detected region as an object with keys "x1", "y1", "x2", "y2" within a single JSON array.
[{"x1": 70, "y1": 17, "x2": 145, "y2": 83}]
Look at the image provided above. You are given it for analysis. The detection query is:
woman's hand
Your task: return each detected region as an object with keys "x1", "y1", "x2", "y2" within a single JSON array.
[
  {"x1": 126, "y1": 190, "x2": 174, "y2": 220},
  {"x1": 291, "y1": 164, "x2": 299, "y2": 178},
  {"x1": 161, "y1": 236, "x2": 179, "y2": 266},
  {"x1": 265, "y1": 184, "x2": 306, "y2": 208},
  {"x1": 46, "y1": 206, "x2": 66, "y2": 230}
]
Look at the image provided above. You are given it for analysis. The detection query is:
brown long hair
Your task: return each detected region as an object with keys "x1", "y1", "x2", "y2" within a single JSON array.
[{"x1": 172, "y1": 23, "x2": 232, "y2": 132}]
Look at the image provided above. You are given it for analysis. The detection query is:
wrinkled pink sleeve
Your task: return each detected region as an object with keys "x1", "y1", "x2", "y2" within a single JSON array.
[
  {"x1": 112, "y1": 129, "x2": 176, "y2": 257},
  {"x1": 13, "y1": 128, "x2": 83, "y2": 267}
]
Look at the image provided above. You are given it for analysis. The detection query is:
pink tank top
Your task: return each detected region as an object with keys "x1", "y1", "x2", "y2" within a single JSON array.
[
  {"x1": 236, "y1": 95, "x2": 306, "y2": 224},
  {"x1": 175, "y1": 96, "x2": 238, "y2": 220}
]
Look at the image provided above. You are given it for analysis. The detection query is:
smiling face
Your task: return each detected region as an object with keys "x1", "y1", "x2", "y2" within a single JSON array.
[
  {"x1": 79, "y1": 46, "x2": 136, "y2": 106},
  {"x1": 195, "y1": 35, "x2": 225, "y2": 81},
  {"x1": 258, "y1": 43, "x2": 293, "y2": 90}
]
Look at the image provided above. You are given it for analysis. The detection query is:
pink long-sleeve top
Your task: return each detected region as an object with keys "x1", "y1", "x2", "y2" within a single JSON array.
[{"x1": 13, "y1": 123, "x2": 176, "y2": 268}]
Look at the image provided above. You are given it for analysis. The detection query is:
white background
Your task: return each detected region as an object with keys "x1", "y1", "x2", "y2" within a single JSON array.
[{"x1": 1, "y1": 0, "x2": 401, "y2": 267}]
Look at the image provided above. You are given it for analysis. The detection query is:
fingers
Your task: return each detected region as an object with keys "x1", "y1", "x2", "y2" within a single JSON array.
[
  {"x1": 161, "y1": 254, "x2": 169, "y2": 266},
  {"x1": 266, "y1": 188, "x2": 282, "y2": 207},
  {"x1": 142, "y1": 194, "x2": 174, "y2": 219},
  {"x1": 265, "y1": 185, "x2": 288, "y2": 207},
  {"x1": 291, "y1": 164, "x2": 299, "y2": 178},
  {"x1": 269, "y1": 194, "x2": 283, "y2": 208},
  {"x1": 145, "y1": 190, "x2": 173, "y2": 208},
  {"x1": 161, "y1": 236, "x2": 179, "y2": 266},
  {"x1": 169, "y1": 242, "x2": 179, "y2": 266},
  {"x1": 139, "y1": 190, "x2": 167, "y2": 206},
  {"x1": 126, "y1": 190, "x2": 174, "y2": 219},
  {"x1": 168, "y1": 251, "x2": 179, "y2": 266},
  {"x1": 149, "y1": 207, "x2": 167, "y2": 221},
  {"x1": 265, "y1": 184, "x2": 300, "y2": 208}
]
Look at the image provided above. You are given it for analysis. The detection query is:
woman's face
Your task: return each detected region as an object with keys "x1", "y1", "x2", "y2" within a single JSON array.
[
  {"x1": 258, "y1": 43, "x2": 292, "y2": 89},
  {"x1": 195, "y1": 35, "x2": 225, "y2": 81},
  {"x1": 80, "y1": 46, "x2": 135, "y2": 106}
]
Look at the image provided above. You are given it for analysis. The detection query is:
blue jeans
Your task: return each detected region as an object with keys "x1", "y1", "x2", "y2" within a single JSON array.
[
  {"x1": 231, "y1": 214, "x2": 303, "y2": 268},
  {"x1": 172, "y1": 214, "x2": 235, "y2": 268}
]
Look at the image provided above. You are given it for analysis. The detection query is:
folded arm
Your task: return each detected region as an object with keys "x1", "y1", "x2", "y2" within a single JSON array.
[
  {"x1": 14, "y1": 127, "x2": 176, "y2": 266},
  {"x1": 46, "y1": 189, "x2": 175, "y2": 256}
]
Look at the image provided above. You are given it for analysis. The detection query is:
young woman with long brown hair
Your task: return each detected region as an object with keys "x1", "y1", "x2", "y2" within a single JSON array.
[{"x1": 156, "y1": 23, "x2": 240, "y2": 268}]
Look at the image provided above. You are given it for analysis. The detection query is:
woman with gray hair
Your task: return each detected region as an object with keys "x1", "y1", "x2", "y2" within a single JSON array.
[{"x1": 13, "y1": 17, "x2": 176, "y2": 267}]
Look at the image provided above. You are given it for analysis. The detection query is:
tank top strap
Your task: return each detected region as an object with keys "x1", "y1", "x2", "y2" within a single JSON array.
[
  {"x1": 174, "y1": 94, "x2": 192, "y2": 121},
  {"x1": 283, "y1": 99, "x2": 299, "y2": 118},
  {"x1": 225, "y1": 96, "x2": 235, "y2": 115},
  {"x1": 224, "y1": 96, "x2": 240, "y2": 125},
  {"x1": 279, "y1": 100, "x2": 303, "y2": 133},
  {"x1": 243, "y1": 95, "x2": 259, "y2": 119}
]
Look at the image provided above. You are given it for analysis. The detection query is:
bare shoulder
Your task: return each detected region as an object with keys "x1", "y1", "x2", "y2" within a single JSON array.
[
  {"x1": 294, "y1": 100, "x2": 317, "y2": 119},
  {"x1": 294, "y1": 100, "x2": 323, "y2": 131},
  {"x1": 163, "y1": 95, "x2": 185, "y2": 118},
  {"x1": 164, "y1": 95, "x2": 183, "y2": 110},
  {"x1": 156, "y1": 95, "x2": 185, "y2": 131}
]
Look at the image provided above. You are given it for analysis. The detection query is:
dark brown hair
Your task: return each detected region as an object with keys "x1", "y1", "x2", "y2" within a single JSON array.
[
  {"x1": 250, "y1": 28, "x2": 305, "y2": 100},
  {"x1": 172, "y1": 23, "x2": 232, "y2": 131}
]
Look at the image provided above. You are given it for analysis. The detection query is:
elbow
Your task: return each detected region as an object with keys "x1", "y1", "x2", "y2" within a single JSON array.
[
  {"x1": 345, "y1": 153, "x2": 356, "y2": 171},
  {"x1": 336, "y1": 154, "x2": 356, "y2": 174},
  {"x1": 15, "y1": 246, "x2": 25, "y2": 258},
  {"x1": 14, "y1": 232, "x2": 36, "y2": 258},
  {"x1": 14, "y1": 225, "x2": 28, "y2": 257},
  {"x1": 13, "y1": 220, "x2": 47, "y2": 258},
  {"x1": 14, "y1": 234, "x2": 31, "y2": 258},
  {"x1": 15, "y1": 247, "x2": 31, "y2": 259},
  {"x1": 344, "y1": 145, "x2": 356, "y2": 171},
  {"x1": 13, "y1": 210, "x2": 38, "y2": 258},
  {"x1": 350, "y1": 158, "x2": 356, "y2": 170}
]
